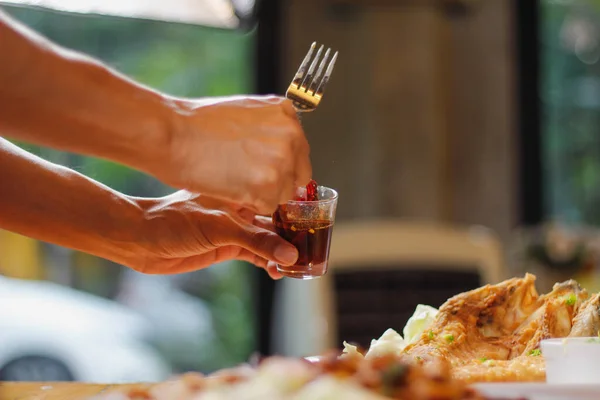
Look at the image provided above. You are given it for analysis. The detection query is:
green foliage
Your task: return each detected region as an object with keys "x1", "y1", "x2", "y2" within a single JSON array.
[
  {"x1": 203, "y1": 261, "x2": 257, "y2": 370},
  {"x1": 541, "y1": 1, "x2": 600, "y2": 225}
]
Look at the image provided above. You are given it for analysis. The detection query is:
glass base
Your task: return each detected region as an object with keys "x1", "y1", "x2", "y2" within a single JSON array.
[{"x1": 276, "y1": 261, "x2": 328, "y2": 279}]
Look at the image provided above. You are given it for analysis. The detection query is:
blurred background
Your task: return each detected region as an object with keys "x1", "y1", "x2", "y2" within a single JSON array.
[{"x1": 2, "y1": 0, "x2": 600, "y2": 383}]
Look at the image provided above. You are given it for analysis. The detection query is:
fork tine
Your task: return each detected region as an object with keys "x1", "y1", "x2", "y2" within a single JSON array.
[
  {"x1": 315, "y1": 51, "x2": 338, "y2": 98},
  {"x1": 291, "y1": 42, "x2": 316, "y2": 87},
  {"x1": 300, "y1": 44, "x2": 324, "y2": 91},
  {"x1": 307, "y1": 48, "x2": 331, "y2": 95}
]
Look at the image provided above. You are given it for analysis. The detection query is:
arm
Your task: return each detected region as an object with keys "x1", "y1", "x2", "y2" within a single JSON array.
[
  {"x1": 0, "y1": 9, "x2": 172, "y2": 176},
  {"x1": 0, "y1": 9, "x2": 311, "y2": 214},
  {"x1": 0, "y1": 138, "x2": 297, "y2": 276},
  {"x1": 0, "y1": 137, "x2": 144, "y2": 266}
]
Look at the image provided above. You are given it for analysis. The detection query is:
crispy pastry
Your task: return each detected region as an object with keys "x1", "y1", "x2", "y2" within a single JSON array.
[{"x1": 402, "y1": 273, "x2": 598, "y2": 383}]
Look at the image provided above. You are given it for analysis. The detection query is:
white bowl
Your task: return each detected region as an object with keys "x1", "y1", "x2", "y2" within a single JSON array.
[{"x1": 541, "y1": 337, "x2": 600, "y2": 384}]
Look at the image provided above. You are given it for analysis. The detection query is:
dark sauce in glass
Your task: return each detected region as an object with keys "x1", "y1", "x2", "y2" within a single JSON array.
[
  {"x1": 272, "y1": 180, "x2": 333, "y2": 278},
  {"x1": 273, "y1": 216, "x2": 333, "y2": 269}
]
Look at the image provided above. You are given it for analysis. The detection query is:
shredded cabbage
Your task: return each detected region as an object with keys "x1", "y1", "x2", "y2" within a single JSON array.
[
  {"x1": 365, "y1": 328, "x2": 407, "y2": 359},
  {"x1": 403, "y1": 304, "x2": 439, "y2": 344},
  {"x1": 341, "y1": 341, "x2": 364, "y2": 359},
  {"x1": 338, "y1": 304, "x2": 440, "y2": 360}
]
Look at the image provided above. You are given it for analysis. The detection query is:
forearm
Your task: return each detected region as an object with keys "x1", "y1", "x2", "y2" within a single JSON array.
[
  {"x1": 0, "y1": 138, "x2": 143, "y2": 265},
  {"x1": 0, "y1": 9, "x2": 175, "y2": 175}
]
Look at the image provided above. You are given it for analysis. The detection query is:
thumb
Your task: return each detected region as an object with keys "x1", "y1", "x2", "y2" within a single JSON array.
[
  {"x1": 281, "y1": 98, "x2": 299, "y2": 119},
  {"x1": 224, "y1": 221, "x2": 299, "y2": 266}
]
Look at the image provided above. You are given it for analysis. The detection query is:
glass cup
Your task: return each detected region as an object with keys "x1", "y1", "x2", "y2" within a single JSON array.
[{"x1": 272, "y1": 185, "x2": 338, "y2": 279}]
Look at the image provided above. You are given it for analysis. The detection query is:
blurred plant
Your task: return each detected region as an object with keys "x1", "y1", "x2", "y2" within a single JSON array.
[
  {"x1": 508, "y1": 221, "x2": 599, "y2": 294},
  {"x1": 541, "y1": 0, "x2": 600, "y2": 226},
  {"x1": 524, "y1": 223, "x2": 590, "y2": 272}
]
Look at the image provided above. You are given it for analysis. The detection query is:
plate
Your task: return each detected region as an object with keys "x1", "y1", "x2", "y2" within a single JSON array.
[{"x1": 472, "y1": 383, "x2": 600, "y2": 400}]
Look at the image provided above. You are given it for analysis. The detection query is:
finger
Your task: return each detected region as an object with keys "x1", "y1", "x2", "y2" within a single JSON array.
[
  {"x1": 231, "y1": 248, "x2": 269, "y2": 269},
  {"x1": 253, "y1": 215, "x2": 277, "y2": 232},
  {"x1": 161, "y1": 252, "x2": 223, "y2": 274},
  {"x1": 278, "y1": 171, "x2": 298, "y2": 204},
  {"x1": 166, "y1": 246, "x2": 270, "y2": 274},
  {"x1": 281, "y1": 98, "x2": 298, "y2": 118},
  {"x1": 217, "y1": 218, "x2": 298, "y2": 266},
  {"x1": 238, "y1": 201, "x2": 262, "y2": 217},
  {"x1": 268, "y1": 143, "x2": 297, "y2": 205},
  {"x1": 252, "y1": 198, "x2": 278, "y2": 217},
  {"x1": 284, "y1": 113, "x2": 312, "y2": 189},
  {"x1": 279, "y1": 99, "x2": 311, "y2": 187},
  {"x1": 246, "y1": 166, "x2": 282, "y2": 215},
  {"x1": 266, "y1": 261, "x2": 283, "y2": 280},
  {"x1": 292, "y1": 131, "x2": 312, "y2": 188},
  {"x1": 184, "y1": 246, "x2": 281, "y2": 280},
  {"x1": 294, "y1": 152, "x2": 312, "y2": 189},
  {"x1": 193, "y1": 195, "x2": 262, "y2": 225},
  {"x1": 227, "y1": 248, "x2": 282, "y2": 280},
  {"x1": 232, "y1": 208, "x2": 275, "y2": 232},
  {"x1": 238, "y1": 208, "x2": 257, "y2": 222}
]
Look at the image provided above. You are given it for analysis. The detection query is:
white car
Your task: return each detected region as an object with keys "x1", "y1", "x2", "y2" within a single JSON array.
[
  {"x1": 0, "y1": 275, "x2": 172, "y2": 383},
  {"x1": 116, "y1": 270, "x2": 216, "y2": 371}
]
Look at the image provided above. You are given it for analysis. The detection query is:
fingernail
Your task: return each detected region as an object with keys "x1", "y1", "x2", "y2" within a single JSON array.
[{"x1": 274, "y1": 244, "x2": 298, "y2": 265}]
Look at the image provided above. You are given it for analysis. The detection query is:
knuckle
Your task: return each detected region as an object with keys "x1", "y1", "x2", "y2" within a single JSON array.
[
  {"x1": 282, "y1": 184, "x2": 297, "y2": 202},
  {"x1": 299, "y1": 162, "x2": 312, "y2": 184},
  {"x1": 254, "y1": 197, "x2": 278, "y2": 215},
  {"x1": 272, "y1": 152, "x2": 292, "y2": 170},
  {"x1": 264, "y1": 95, "x2": 284, "y2": 103},
  {"x1": 273, "y1": 143, "x2": 295, "y2": 165},
  {"x1": 304, "y1": 159, "x2": 313, "y2": 174},
  {"x1": 250, "y1": 229, "x2": 275, "y2": 247},
  {"x1": 284, "y1": 125, "x2": 303, "y2": 141},
  {"x1": 133, "y1": 258, "x2": 156, "y2": 275},
  {"x1": 251, "y1": 166, "x2": 281, "y2": 188},
  {"x1": 267, "y1": 141, "x2": 287, "y2": 157},
  {"x1": 298, "y1": 135, "x2": 310, "y2": 152},
  {"x1": 201, "y1": 210, "x2": 235, "y2": 245}
]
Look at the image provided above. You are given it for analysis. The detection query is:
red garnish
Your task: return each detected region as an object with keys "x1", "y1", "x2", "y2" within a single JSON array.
[
  {"x1": 306, "y1": 179, "x2": 318, "y2": 201},
  {"x1": 295, "y1": 179, "x2": 319, "y2": 201}
]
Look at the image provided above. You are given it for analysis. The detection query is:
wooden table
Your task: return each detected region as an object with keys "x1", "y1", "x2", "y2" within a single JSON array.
[{"x1": 0, "y1": 382, "x2": 155, "y2": 400}]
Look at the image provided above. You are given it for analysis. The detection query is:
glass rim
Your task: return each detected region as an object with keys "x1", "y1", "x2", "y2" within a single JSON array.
[{"x1": 285, "y1": 186, "x2": 338, "y2": 205}]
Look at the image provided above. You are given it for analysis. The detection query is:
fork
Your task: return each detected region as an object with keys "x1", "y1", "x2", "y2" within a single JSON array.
[{"x1": 286, "y1": 42, "x2": 338, "y2": 112}]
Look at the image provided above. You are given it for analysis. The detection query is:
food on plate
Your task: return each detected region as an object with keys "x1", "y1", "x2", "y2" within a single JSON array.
[
  {"x1": 92, "y1": 273, "x2": 595, "y2": 399},
  {"x1": 362, "y1": 328, "x2": 406, "y2": 360},
  {"x1": 403, "y1": 304, "x2": 439, "y2": 345},
  {"x1": 90, "y1": 354, "x2": 488, "y2": 400},
  {"x1": 568, "y1": 292, "x2": 600, "y2": 337},
  {"x1": 342, "y1": 273, "x2": 600, "y2": 383},
  {"x1": 342, "y1": 305, "x2": 439, "y2": 361}
]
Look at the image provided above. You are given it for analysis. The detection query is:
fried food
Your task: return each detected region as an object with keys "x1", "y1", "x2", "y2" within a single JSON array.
[
  {"x1": 93, "y1": 273, "x2": 600, "y2": 399},
  {"x1": 91, "y1": 354, "x2": 486, "y2": 400},
  {"x1": 397, "y1": 273, "x2": 597, "y2": 383},
  {"x1": 569, "y1": 293, "x2": 600, "y2": 337}
]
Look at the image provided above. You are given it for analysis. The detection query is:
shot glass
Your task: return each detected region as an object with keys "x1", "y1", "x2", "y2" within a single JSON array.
[{"x1": 272, "y1": 185, "x2": 338, "y2": 279}]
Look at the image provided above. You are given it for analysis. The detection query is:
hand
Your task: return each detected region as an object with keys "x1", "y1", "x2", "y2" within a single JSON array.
[
  {"x1": 0, "y1": 16, "x2": 309, "y2": 213},
  {"x1": 157, "y1": 95, "x2": 312, "y2": 215},
  {"x1": 126, "y1": 191, "x2": 298, "y2": 279}
]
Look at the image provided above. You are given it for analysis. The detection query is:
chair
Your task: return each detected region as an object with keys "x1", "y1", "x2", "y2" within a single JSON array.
[{"x1": 271, "y1": 219, "x2": 505, "y2": 358}]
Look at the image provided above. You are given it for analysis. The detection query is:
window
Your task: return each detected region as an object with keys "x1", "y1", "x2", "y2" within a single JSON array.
[
  {"x1": 541, "y1": 0, "x2": 600, "y2": 224},
  {"x1": 1, "y1": 4, "x2": 257, "y2": 378}
]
